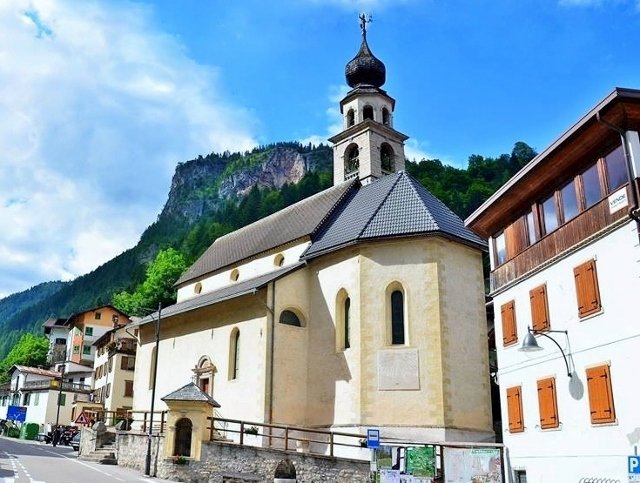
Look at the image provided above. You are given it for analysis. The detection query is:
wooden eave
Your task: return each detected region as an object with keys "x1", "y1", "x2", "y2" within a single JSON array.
[{"x1": 466, "y1": 88, "x2": 640, "y2": 238}]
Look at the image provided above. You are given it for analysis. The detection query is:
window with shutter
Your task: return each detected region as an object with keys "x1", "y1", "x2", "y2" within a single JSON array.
[
  {"x1": 124, "y1": 380, "x2": 134, "y2": 397},
  {"x1": 506, "y1": 386, "x2": 524, "y2": 432},
  {"x1": 530, "y1": 285, "x2": 550, "y2": 332},
  {"x1": 586, "y1": 364, "x2": 616, "y2": 424},
  {"x1": 574, "y1": 259, "x2": 601, "y2": 317},
  {"x1": 537, "y1": 377, "x2": 559, "y2": 429},
  {"x1": 501, "y1": 301, "x2": 518, "y2": 346}
]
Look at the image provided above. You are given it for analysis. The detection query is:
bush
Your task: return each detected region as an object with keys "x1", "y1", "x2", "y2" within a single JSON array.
[
  {"x1": 6, "y1": 427, "x2": 20, "y2": 438},
  {"x1": 24, "y1": 423, "x2": 40, "y2": 440}
]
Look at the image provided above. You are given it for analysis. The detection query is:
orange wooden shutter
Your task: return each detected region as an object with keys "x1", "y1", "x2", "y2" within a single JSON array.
[
  {"x1": 507, "y1": 386, "x2": 524, "y2": 432},
  {"x1": 586, "y1": 365, "x2": 616, "y2": 423},
  {"x1": 530, "y1": 285, "x2": 550, "y2": 331},
  {"x1": 574, "y1": 259, "x2": 601, "y2": 317},
  {"x1": 501, "y1": 301, "x2": 517, "y2": 346},
  {"x1": 537, "y1": 377, "x2": 559, "y2": 429}
]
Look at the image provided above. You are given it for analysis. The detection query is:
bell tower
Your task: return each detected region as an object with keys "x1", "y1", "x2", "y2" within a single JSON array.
[{"x1": 329, "y1": 14, "x2": 408, "y2": 186}]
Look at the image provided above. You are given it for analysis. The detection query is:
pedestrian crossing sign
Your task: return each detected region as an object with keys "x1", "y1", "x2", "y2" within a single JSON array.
[{"x1": 74, "y1": 411, "x2": 88, "y2": 425}]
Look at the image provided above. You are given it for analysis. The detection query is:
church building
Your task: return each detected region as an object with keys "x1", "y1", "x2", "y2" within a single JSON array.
[{"x1": 131, "y1": 20, "x2": 494, "y2": 450}]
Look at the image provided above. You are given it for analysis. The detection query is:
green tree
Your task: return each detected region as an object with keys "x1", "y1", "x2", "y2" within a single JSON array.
[
  {"x1": 112, "y1": 248, "x2": 188, "y2": 316},
  {"x1": 0, "y1": 333, "x2": 49, "y2": 383}
]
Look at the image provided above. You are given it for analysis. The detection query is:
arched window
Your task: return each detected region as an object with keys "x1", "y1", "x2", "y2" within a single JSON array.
[
  {"x1": 381, "y1": 144, "x2": 395, "y2": 172},
  {"x1": 229, "y1": 328, "x2": 240, "y2": 380},
  {"x1": 336, "y1": 290, "x2": 351, "y2": 350},
  {"x1": 193, "y1": 356, "x2": 216, "y2": 395},
  {"x1": 279, "y1": 310, "x2": 302, "y2": 327},
  {"x1": 391, "y1": 290, "x2": 405, "y2": 345},
  {"x1": 345, "y1": 144, "x2": 359, "y2": 177},
  {"x1": 174, "y1": 418, "x2": 192, "y2": 457},
  {"x1": 344, "y1": 297, "x2": 351, "y2": 349},
  {"x1": 363, "y1": 105, "x2": 374, "y2": 121},
  {"x1": 382, "y1": 107, "x2": 390, "y2": 126},
  {"x1": 347, "y1": 108, "x2": 355, "y2": 127}
]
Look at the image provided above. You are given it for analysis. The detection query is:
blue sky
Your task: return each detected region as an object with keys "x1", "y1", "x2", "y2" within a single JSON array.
[{"x1": 1, "y1": 0, "x2": 640, "y2": 297}]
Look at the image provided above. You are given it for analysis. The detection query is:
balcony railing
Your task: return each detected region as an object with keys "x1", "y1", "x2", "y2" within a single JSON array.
[{"x1": 21, "y1": 380, "x2": 92, "y2": 393}]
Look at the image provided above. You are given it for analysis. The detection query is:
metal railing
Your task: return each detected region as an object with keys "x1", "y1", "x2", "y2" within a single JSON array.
[
  {"x1": 89, "y1": 409, "x2": 167, "y2": 434},
  {"x1": 207, "y1": 416, "x2": 367, "y2": 459}
]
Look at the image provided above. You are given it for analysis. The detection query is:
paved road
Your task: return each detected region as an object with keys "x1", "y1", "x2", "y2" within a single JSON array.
[{"x1": 0, "y1": 437, "x2": 178, "y2": 483}]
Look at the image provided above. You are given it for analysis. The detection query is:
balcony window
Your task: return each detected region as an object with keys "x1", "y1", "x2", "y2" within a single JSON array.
[
  {"x1": 582, "y1": 163, "x2": 602, "y2": 209},
  {"x1": 542, "y1": 194, "x2": 558, "y2": 235},
  {"x1": 560, "y1": 179, "x2": 579, "y2": 223},
  {"x1": 605, "y1": 145, "x2": 626, "y2": 192}
]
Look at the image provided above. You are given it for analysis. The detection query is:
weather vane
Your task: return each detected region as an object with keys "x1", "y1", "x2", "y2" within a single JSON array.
[{"x1": 359, "y1": 13, "x2": 372, "y2": 37}]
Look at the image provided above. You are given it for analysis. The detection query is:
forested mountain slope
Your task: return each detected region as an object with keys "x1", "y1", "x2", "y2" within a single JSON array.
[{"x1": 0, "y1": 140, "x2": 536, "y2": 360}]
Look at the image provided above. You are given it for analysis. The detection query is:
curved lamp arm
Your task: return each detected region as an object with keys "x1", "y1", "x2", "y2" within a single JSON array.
[{"x1": 531, "y1": 328, "x2": 572, "y2": 378}]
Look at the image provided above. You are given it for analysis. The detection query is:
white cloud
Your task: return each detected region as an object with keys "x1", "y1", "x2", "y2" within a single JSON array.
[
  {"x1": 0, "y1": 0, "x2": 258, "y2": 297},
  {"x1": 299, "y1": 84, "x2": 349, "y2": 146}
]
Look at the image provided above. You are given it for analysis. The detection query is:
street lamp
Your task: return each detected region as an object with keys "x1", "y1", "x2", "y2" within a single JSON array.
[
  {"x1": 144, "y1": 302, "x2": 162, "y2": 477},
  {"x1": 54, "y1": 364, "x2": 65, "y2": 428},
  {"x1": 519, "y1": 327, "x2": 572, "y2": 377}
]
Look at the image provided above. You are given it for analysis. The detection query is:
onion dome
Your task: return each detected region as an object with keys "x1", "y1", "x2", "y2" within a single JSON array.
[{"x1": 345, "y1": 33, "x2": 386, "y2": 88}]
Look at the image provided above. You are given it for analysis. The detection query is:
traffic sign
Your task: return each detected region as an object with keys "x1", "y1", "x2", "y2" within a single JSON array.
[
  {"x1": 7, "y1": 406, "x2": 26, "y2": 422},
  {"x1": 75, "y1": 411, "x2": 88, "y2": 425},
  {"x1": 367, "y1": 428, "x2": 380, "y2": 449}
]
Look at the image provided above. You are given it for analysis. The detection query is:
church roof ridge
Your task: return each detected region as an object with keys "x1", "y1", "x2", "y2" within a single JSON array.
[{"x1": 175, "y1": 180, "x2": 357, "y2": 286}]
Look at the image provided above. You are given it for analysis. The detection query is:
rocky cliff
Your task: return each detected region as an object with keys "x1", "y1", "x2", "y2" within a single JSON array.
[{"x1": 162, "y1": 143, "x2": 333, "y2": 223}]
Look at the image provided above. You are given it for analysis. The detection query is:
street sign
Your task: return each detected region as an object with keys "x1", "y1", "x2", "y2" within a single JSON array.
[
  {"x1": 7, "y1": 405, "x2": 26, "y2": 422},
  {"x1": 75, "y1": 411, "x2": 88, "y2": 425},
  {"x1": 367, "y1": 428, "x2": 380, "y2": 449},
  {"x1": 629, "y1": 456, "x2": 640, "y2": 483}
]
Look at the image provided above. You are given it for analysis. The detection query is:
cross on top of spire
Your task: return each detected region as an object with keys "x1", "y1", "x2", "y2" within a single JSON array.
[{"x1": 359, "y1": 13, "x2": 372, "y2": 38}]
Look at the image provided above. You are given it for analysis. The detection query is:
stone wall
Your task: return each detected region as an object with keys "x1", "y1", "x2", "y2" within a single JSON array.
[{"x1": 116, "y1": 434, "x2": 370, "y2": 483}]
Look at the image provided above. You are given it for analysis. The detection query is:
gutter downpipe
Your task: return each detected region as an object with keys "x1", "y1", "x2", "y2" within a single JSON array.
[
  {"x1": 267, "y1": 281, "x2": 276, "y2": 446},
  {"x1": 596, "y1": 112, "x2": 640, "y2": 236}
]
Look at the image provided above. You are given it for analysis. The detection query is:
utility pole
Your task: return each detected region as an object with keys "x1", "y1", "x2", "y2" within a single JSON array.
[{"x1": 144, "y1": 303, "x2": 161, "y2": 476}]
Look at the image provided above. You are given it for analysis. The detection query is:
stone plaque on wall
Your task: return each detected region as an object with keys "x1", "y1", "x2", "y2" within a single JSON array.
[{"x1": 377, "y1": 348, "x2": 420, "y2": 390}]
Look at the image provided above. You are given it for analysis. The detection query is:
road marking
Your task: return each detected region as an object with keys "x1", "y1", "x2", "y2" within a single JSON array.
[{"x1": 41, "y1": 449, "x2": 114, "y2": 477}]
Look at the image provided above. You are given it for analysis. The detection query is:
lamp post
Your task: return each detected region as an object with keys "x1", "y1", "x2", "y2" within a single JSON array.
[
  {"x1": 144, "y1": 302, "x2": 161, "y2": 477},
  {"x1": 54, "y1": 364, "x2": 65, "y2": 428},
  {"x1": 519, "y1": 327, "x2": 572, "y2": 377}
]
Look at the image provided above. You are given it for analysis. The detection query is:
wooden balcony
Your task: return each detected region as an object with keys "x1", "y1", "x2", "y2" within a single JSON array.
[
  {"x1": 491, "y1": 185, "x2": 630, "y2": 292},
  {"x1": 22, "y1": 380, "x2": 92, "y2": 393}
]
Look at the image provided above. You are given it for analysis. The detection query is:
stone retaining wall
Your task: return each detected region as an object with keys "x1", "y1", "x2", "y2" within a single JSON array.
[{"x1": 116, "y1": 434, "x2": 370, "y2": 482}]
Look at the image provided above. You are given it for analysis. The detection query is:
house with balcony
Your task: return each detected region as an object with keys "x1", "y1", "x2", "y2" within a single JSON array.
[
  {"x1": 65, "y1": 305, "x2": 130, "y2": 366},
  {"x1": 465, "y1": 87, "x2": 640, "y2": 482},
  {"x1": 0, "y1": 364, "x2": 92, "y2": 430},
  {"x1": 91, "y1": 324, "x2": 137, "y2": 416},
  {"x1": 42, "y1": 318, "x2": 70, "y2": 365}
]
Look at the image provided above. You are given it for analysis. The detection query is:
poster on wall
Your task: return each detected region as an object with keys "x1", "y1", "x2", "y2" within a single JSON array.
[
  {"x1": 406, "y1": 446, "x2": 436, "y2": 477},
  {"x1": 380, "y1": 469, "x2": 401, "y2": 483},
  {"x1": 443, "y1": 447, "x2": 502, "y2": 483}
]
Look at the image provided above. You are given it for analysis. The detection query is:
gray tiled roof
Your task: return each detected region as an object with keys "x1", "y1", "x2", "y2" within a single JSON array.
[
  {"x1": 176, "y1": 180, "x2": 357, "y2": 286},
  {"x1": 303, "y1": 172, "x2": 486, "y2": 259},
  {"x1": 132, "y1": 263, "x2": 305, "y2": 328},
  {"x1": 161, "y1": 382, "x2": 221, "y2": 407}
]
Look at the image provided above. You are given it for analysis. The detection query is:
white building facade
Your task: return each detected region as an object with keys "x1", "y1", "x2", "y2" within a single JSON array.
[{"x1": 466, "y1": 88, "x2": 640, "y2": 482}]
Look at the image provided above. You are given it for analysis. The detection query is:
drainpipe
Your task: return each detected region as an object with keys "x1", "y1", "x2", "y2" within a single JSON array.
[
  {"x1": 268, "y1": 281, "x2": 276, "y2": 439},
  {"x1": 596, "y1": 112, "x2": 640, "y2": 232}
]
